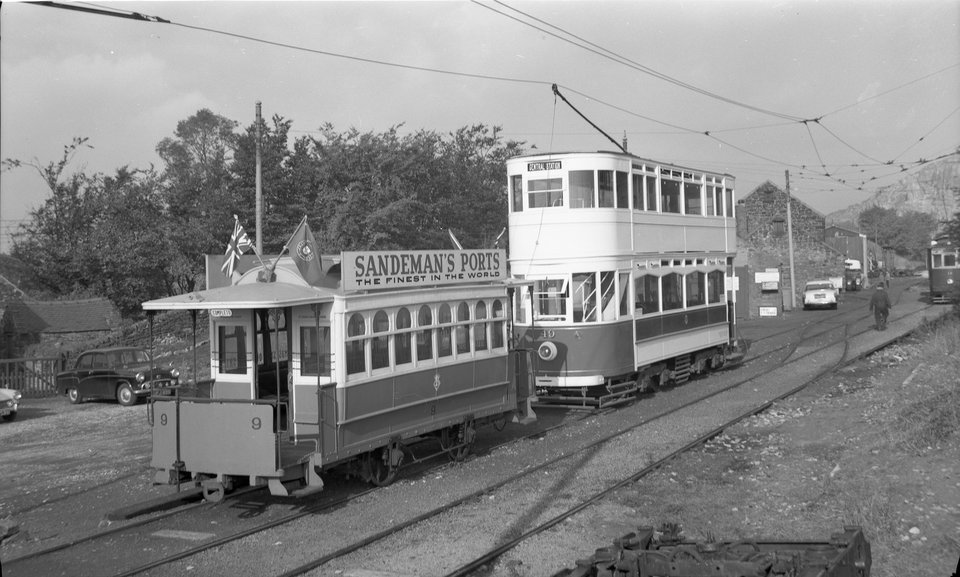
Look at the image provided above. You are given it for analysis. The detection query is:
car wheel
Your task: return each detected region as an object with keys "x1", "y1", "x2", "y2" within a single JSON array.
[
  {"x1": 116, "y1": 383, "x2": 136, "y2": 406},
  {"x1": 67, "y1": 388, "x2": 82, "y2": 404},
  {"x1": 2, "y1": 411, "x2": 15, "y2": 422}
]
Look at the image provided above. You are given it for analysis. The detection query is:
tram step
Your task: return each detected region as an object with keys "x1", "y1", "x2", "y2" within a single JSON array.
[{"x1": 674, "y1": 354, "x2": 692, "y2": 384}]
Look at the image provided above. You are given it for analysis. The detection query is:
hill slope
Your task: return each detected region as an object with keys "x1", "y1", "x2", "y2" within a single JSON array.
[{"x1": 826, "y1": 154, "x2": 959, "y2": 227}]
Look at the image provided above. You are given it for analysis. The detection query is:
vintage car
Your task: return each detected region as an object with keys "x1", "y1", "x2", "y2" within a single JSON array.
[
  {"x1": 0, "y1": 387, "x2": 21, "y2": 421},
  {"x1": 802, "y1": 280, "x2": 840, "y2": 310},
  {"x1": 55, "y1": 347, "x2": 180, "y2": 406}
]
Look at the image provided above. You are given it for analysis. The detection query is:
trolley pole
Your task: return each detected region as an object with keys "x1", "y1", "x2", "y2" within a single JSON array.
[
  {"x1": 785, "y1": 170, "x2": 797, "y2": 310},
  {"x1": 255, "y1": 101, "x2": 263, "y2": 254}
]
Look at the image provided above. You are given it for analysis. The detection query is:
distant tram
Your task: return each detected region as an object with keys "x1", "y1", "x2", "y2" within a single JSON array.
[
  {"x1": 144, "y1": 249, "x2": 535, "y2": 500},
  {"x1": 927, "y1": 236, "x2": 959, "y2": 303},
  {"x1": 506, "y1": 151, "x2": 746, "y2": 406}
]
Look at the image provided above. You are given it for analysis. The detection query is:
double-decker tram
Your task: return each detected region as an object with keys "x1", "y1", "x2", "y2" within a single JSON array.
[
  {"x1": 507, "y1": 151, "x2": 747, "y2": 407},
  {"x1": 927, "y1": 236, "x2": 959, "y2": 303},
  {"x1": 143, "y1": 249, "x2": 535, "y2": 500}
]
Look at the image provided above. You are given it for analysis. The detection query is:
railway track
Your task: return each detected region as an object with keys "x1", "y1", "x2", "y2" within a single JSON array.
[{"x1": 3, "y1": 290, "x2": 934, "y2": 577}]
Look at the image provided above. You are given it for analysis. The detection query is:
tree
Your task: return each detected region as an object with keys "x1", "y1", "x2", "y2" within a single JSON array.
[
  {"x1": 231, "y1": 114, "x2": 297, "y2": 251},
  {"x1": 858, "y1": 206, "x2": 938, "y2": 261},
  {"x1": 156, "y1": 109, "x2": 240, "y2": 292},
  {"x1": 3, "y1": 138, "x2": 100, "y2": 295}
]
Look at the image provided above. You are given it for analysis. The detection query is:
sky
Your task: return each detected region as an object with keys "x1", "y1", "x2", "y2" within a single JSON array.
[{"x1": 1, "y1": 0, "x2": 958, "y2": 253}]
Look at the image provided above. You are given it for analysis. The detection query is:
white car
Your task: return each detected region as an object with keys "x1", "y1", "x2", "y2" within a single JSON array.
[
  {"x1": 0, "y1": 388, "x2": 21, "y2": 422},
  {"x1": 802, "y1": 281, "x2": 839, "y2": 310}
]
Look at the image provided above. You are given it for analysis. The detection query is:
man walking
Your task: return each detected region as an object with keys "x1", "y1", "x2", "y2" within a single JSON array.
[{"x1": 869, "y1": 284, "x2": 892, "y2": 330}]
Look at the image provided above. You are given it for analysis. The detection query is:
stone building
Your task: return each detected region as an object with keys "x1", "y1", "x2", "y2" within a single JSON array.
[{"x1": 735, "y1": 181, "x2": 846, "y2": 316}]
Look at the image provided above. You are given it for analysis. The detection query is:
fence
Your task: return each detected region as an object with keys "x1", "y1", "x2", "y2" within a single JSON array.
[{"x1": 1, "y1": 357, "x2": 65, "y2": 397}]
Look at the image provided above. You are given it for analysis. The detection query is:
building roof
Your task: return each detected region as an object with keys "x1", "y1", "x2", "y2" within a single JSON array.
[{"x1": 6, "y1": 298, "x2": 120, "y2": 334}]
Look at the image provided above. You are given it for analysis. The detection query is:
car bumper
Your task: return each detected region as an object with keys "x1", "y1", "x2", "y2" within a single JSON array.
[{"x1": 0, "y1": 402, "x2": 19, "y2": 416}]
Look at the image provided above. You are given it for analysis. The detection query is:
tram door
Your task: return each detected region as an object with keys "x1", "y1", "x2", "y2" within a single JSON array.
[
  {"x1": 291, "y1": 304, "x2": 334, "y2": 447},
  {"x1": 255, "y1": 308, "x2": 291, "y2": 430}
]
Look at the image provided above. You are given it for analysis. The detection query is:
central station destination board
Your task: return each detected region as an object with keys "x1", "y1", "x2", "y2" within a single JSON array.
[{"x1": 342, "y1": 249, "x2": 506, "y2": 291}]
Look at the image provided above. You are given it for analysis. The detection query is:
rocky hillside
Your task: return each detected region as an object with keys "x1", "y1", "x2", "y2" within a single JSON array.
[{"x1": 826, "y1": 154, "x2": 959, "y2": 226}]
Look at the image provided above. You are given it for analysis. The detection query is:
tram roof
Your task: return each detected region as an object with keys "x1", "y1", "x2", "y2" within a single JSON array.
[{"x1": 142, "y1": 281, "x2": 335, "y2": 311}]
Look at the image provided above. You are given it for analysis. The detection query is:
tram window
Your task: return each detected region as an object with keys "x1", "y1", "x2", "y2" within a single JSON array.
[
  {"x1": 218, "y1": 325, "x2": 248, "y2": 374},
  {"x1": 618, "y1": 271, "x2": 631, "y2": 316},
  {"x1": 300, "y1": 326, "x2": 331, "y2": 376},
  {"x1": 395, "y1": 307, "x2": 412, "y2": 366},
  {"x1": 684, "y1": 182, "x2": 702, "y2": 216},
  {"x1": 529, "y1": 178, "x2": 563, "y2": 208},
  {"x1": 456, "y1": 302, "x2": 471, "y2": 355},
  {"x1": 707, "y1": 270, "x2": 725, "y2": 303},
  {"x1": 616, "y1": 171, "x2": 628, "y2": 209},
  {"x1": 371, "y1": 310, "x2": 390, "y2": 370},
  {"x1": 474, "y1": 301, "x2": 488, "y2": 351},
  {"x1": 705, "y1": 185, "x2": 716, "y2": 216},
  {"x1": 599, "y1": 271, "x2": 617, "y2": 321},
  {"x1": 573, "y1": 272, "x2": 598, "y2": 323},
  {"x1": 511, "y1": 175, "x2": 523, "y2": 212},
  {"x1": 491, "y1": 300, "x2": 505, "y2": 349},
  {"x1": 438, "y1": 304, "x2": 453, "y2": 358},
  {"x1": 645, "y1": 175, "x2": 657, "y2": 211},
  {"x1": 598, "y1": 170, "x2": 615, "y2": 207},
  {"x1": 685, "y1": 272, "x2": 706, "y2": 307},
  {"x1": 661, "y1": 179, "x2": 681, "y2": 214},
  {"x1": 535, "y1": 279, "x2": 567, "y2": 320},
  {"x1": 632, "y1": 174, "x2": 643, "y2": 210},
  {"x1": 932, "y1": 254, "x2": 942, "y2": 268},
  {"x1": 569, "y1": 170, "x2": 595, "y2": 208},
  {"x1": 725, "y1": 188, "x2": 734, "y2": 217},
  {"x1": 713, "y1": 185, "x2": 723, "y2": 216},
  {"x1": 635, "y1": 274, "x2": 660, "y2": 314},
  {"x1": 662, "y1": 273, "x2": 683, "y2": 311},
  {"x1": 945, "y1": 253, "x2": 957, "y2": 267},
  {"x1": 416, "y1": 305, "x2": 433, "y2": 362},
  {"x1": 346, "y1": 313, "x2": 366, "y2": 375}
]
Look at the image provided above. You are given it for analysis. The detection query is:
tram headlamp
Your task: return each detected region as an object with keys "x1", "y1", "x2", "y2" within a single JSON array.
[{"x1": 537, "y1": 341, "x2": 558, "y2": 362}]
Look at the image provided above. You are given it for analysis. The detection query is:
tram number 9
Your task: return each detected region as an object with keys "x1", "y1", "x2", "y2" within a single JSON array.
[
  {"x1": 430, "y1": 403, "x2": 437, "y2": 416},
  {"x1": 159, "y1": 414, "x2": 167, "y2": 426},
  {"x1": 252, "y1": 417, "x2": 262, "y2": 430},
  {"x1": 539, "y1": 330, "x2": 556, "y2": 339}
]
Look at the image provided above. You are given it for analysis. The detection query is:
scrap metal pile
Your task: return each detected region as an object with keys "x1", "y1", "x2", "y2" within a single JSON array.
[{"x1": 551, "y1": 524, "x2": 871, "y2": 577}]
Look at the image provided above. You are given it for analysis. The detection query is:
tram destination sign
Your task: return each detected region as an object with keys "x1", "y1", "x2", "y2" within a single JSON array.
[
  {"x1": 527, "y1": 160, "x2": 561, "y2": 171},
  {"x1": 343, "y1": 249, "x2": 506, "y2": 291}
]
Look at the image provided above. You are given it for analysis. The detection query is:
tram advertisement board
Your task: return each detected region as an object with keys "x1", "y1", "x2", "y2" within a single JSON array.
[{"x1": 343, "y1": 249, "x2": 506, "y2": 291}]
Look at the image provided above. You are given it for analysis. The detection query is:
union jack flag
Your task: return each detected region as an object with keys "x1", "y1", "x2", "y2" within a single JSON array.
[{"x1": 221, "y1": 216, "x2": 253, "y2": 277}]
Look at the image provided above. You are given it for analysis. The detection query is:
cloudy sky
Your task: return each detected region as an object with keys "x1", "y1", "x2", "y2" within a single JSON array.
[{"x1": 2, "y1": 0, "x2": 958, "y2": 252}]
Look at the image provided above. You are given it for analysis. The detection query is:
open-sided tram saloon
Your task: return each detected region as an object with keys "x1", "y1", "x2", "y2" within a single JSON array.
[
  {"x1": 927, "y1": 235, "x2": 959, "y2": 303},
  {"x1": 506, "y1": 151, "x2": 747, "y2": 407},
  {"x1": 143, "y1": 249, "x2": 535, "y2": 500}
]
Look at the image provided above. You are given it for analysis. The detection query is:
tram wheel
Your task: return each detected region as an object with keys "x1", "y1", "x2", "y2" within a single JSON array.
[
  {"x1": 202, "y1": 481, "x2": 226, "y2": 503},
  {"x1": 441, "y1": 422, "x2": 475, "y2": 462},
  {"x1": 366, "y1": 443, "x2": 401, "y2": 487}
]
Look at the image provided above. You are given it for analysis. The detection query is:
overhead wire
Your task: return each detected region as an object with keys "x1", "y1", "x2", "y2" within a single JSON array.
[{"x1": 31, "y1": 1, "x2": 960, "y2": 200}]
